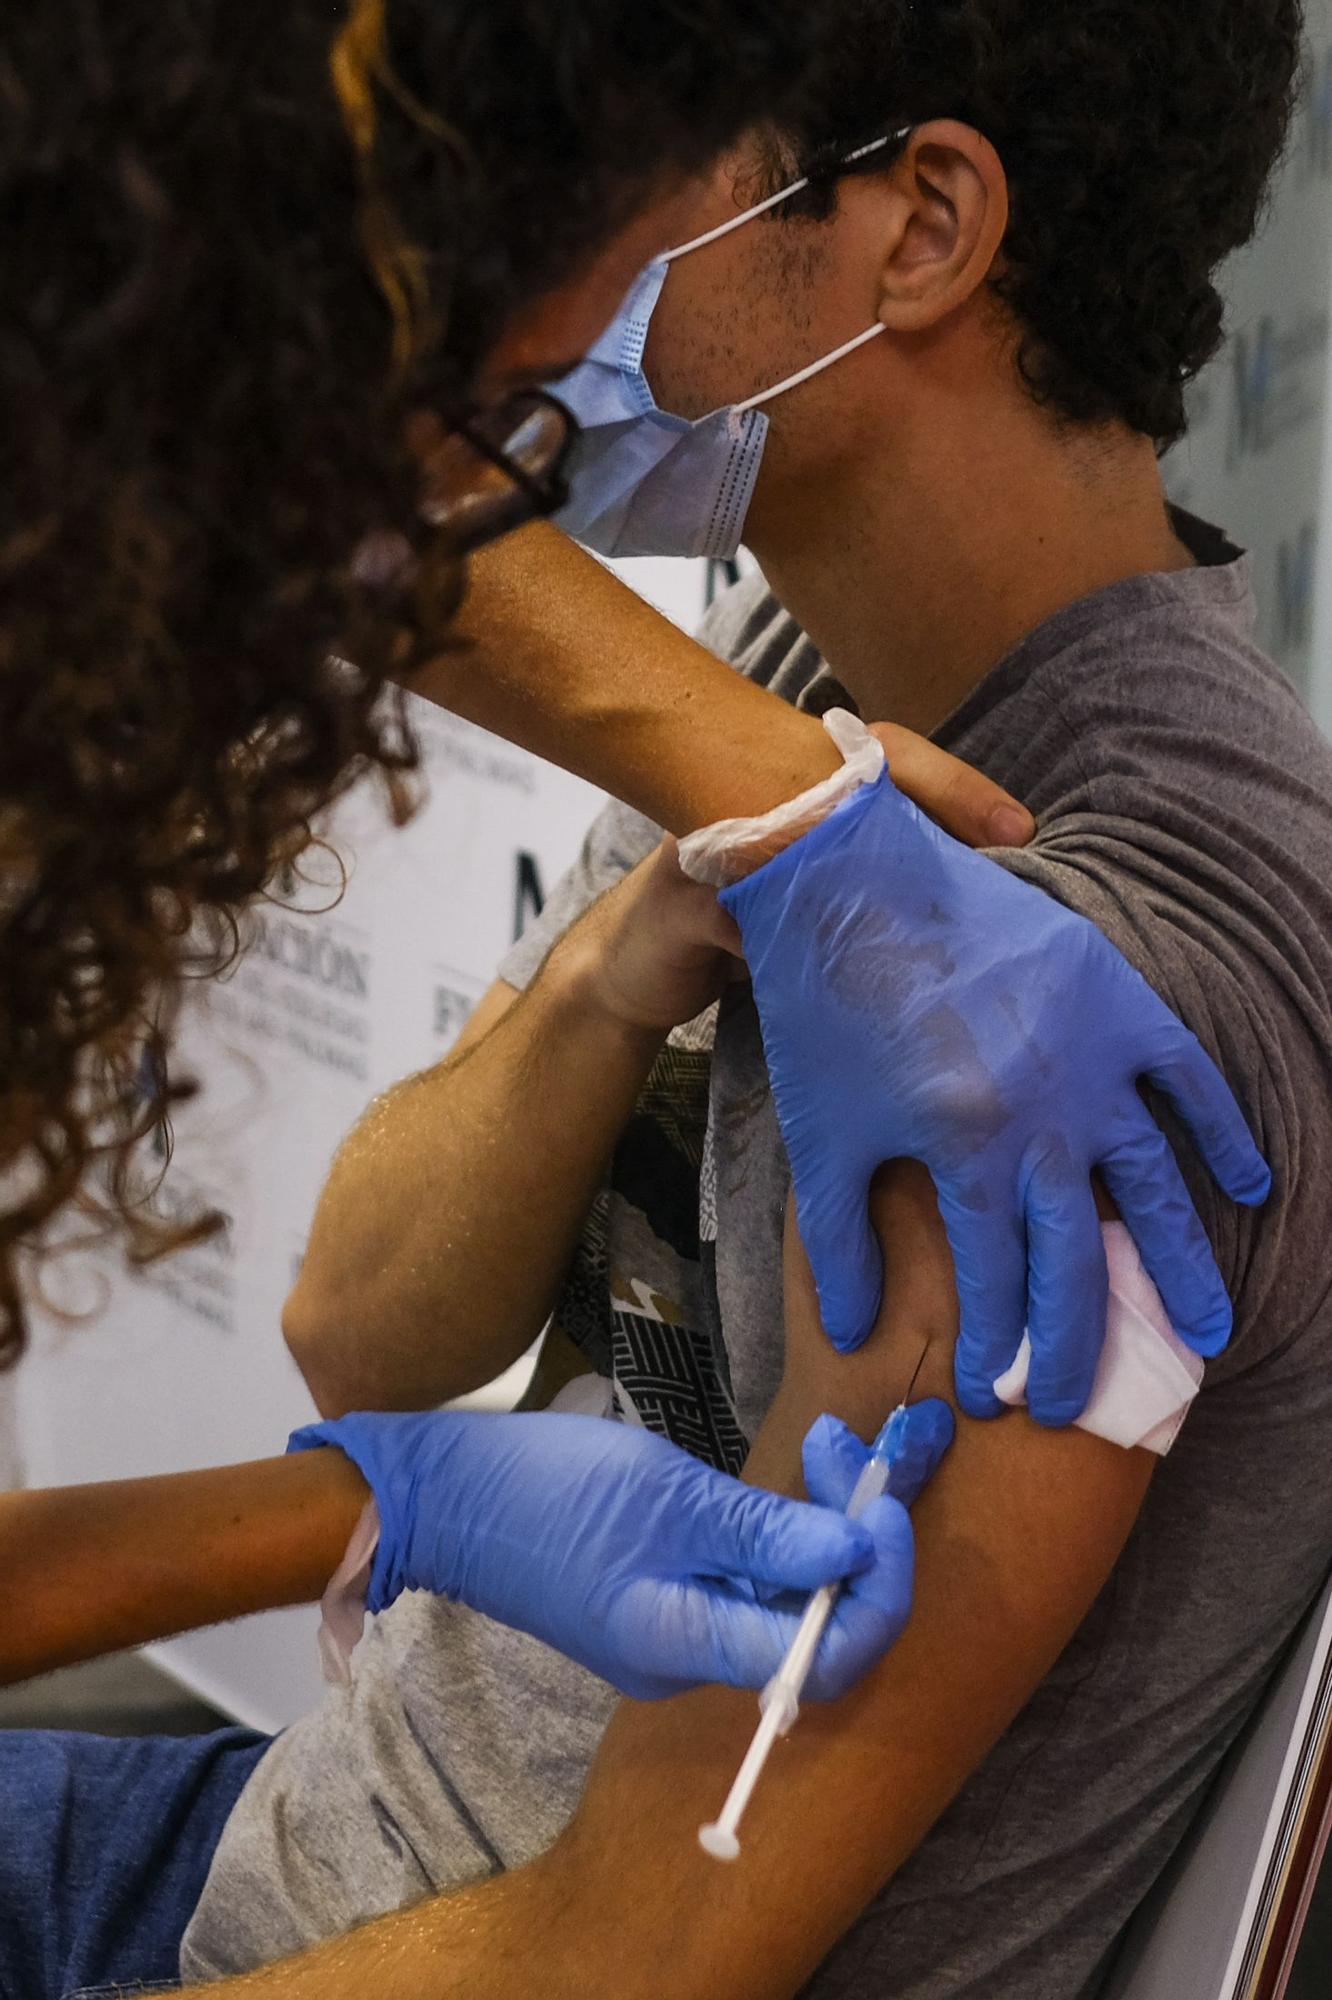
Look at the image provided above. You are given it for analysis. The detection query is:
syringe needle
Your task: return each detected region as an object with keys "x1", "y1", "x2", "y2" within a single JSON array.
[
  {"x1": 903, "y1": 1337, "x2": 931, "y2": 1406},
  {"x1": 698, "y1": 1352, "x2": 939, "y2": 1862}
]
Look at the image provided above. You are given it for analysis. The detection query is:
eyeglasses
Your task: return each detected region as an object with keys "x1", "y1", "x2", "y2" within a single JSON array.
[{"x1": 418, "y1": 389, "x2": 578, "y2": 558}]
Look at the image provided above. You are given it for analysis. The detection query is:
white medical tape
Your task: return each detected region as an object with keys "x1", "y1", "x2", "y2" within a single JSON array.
[{"x1": 994, "y1": 1221, "x2": 1204, "y2": 1455}]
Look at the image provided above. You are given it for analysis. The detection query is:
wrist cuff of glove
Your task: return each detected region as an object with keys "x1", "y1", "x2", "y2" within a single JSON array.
[
  {"x1": 677, "y1": 709, "x2": 885, "y2": 888},
  {"x1": 316, "y1": 1498, "x2": 381, "y2": 1688},
  {"x1": 289, "y1": 1419, "x2": 402, "y2": 1626}
]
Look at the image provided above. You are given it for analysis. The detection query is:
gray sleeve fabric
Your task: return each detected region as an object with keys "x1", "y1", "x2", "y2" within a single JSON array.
[
  {"x1": 973, "y1": 657, "x2": 1332, "y2": 1384},
  {"x1": 496, "y1": 796, "x2": 664, "y2": 993}
]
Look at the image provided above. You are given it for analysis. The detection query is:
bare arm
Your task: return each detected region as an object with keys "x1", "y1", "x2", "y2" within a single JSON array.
[
  {"x1": 284, "y1": 955, "x2": 664, "y2": 1419},
  {"x1": 284, "y1": 845, "x2": 735, "y2": 1417},
  {"x1": 415, "y1": 526, "x2": 842, "y2": 835},
  {"x1": 0, "y1": 1450, "x2": 368, "y2": 1687},
  {"x1": 411, "y1": 525, "x2": 1037, "y2": 848},
  {"x1": 179, "y1": 1163, "x2": 1151, "y2": 2000},
  {"x1": 295, "y1": 533, "x2": 1040, "y2": 1416},
  {"x1": 291, "y1": 532, "x2": 1036, "y2": 1417}
]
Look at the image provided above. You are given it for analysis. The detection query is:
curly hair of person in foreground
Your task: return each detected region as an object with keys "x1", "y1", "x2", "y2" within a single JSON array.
[{"x1": 0, "y1": 0, "x2": 815, "y2": 1364}]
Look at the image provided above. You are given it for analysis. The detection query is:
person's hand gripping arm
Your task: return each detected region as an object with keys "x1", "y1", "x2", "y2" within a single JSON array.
[{"x1": 717, "y1": 725, "x2": 1270, "y2": 1423}]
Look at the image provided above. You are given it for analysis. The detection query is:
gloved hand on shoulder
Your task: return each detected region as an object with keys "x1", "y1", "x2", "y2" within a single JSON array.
[{"x1": 717, "y1": 740, "x2": 1270, "y2": 1425}]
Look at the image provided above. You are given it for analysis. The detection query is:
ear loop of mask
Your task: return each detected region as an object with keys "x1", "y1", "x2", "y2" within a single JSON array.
[
  {"x1": 659, "y1": 128, "x2": 913, "y2": 425},
  {"x1": 662, "y1": 131, "x2": 910, "y2": 262}
]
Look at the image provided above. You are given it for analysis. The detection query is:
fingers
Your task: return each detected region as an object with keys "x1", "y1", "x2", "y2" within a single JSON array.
[
  {"x1": 869, "y1": 723, "x2": 1036, "y2": 852},
  {"x1": 794, "y1": 1176, "x2": 884, "y2": 1353},
  {"x1": 802, "y1": 1401, "x2": 956, "y2": 1521},
  {"x1": 639, "y1": 1499, "x2": 917, "y2": 1699},
  {"x1": 701, "y1": 1480, "x2": 874, "y2": 1593},
  {"x1": 1023, "y1": 1162, "x2": 1109, "y2": 1427},
  {"x1": 883, "y1": 1399, "x2": 956, "y2": 1506},
  {"x1": 1098, "y1": 1123, "x2": 1234, "y2": 1358},
  {"x1": 803, "y1": 1498, "x2": 916, "y2": 1700},
  {"x1": 594, "y1": 1577, "x2": 747, "y2": 1701},
  {"x1": 802, "y1": 1413, "x2": 871, "y2": 1512},
  {"x1": 1145, "y1": 1036, "x2": 1271, "y2": 1208},
  {"x1": 942, "y1": 1195, "x2": 1028, "y2": 1419}
]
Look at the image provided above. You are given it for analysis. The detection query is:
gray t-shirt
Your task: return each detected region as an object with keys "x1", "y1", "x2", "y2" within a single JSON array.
[{"x1": 184, "y1": 518, "x2": 1332, "y2": 2000}]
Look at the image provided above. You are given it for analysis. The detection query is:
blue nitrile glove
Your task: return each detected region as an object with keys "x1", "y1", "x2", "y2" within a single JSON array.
[
  {"x1": 803, "y1": 1405, "x2": 956, "y2": 1514},
  {"x1": 719, "y1": 772, "x2": 1271, "y2": 1425},
  {"x1": 291, "y1": 1404, "x2": 950, "y2": 1702},
  {"x1": 795, "y1": 1400, "x2": 955, "y2": 1699}
]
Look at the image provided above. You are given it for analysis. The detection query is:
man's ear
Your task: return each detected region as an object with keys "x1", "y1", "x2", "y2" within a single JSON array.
[{"x1": 875, "y1": 120, "x2": 1009, "y2": 333}]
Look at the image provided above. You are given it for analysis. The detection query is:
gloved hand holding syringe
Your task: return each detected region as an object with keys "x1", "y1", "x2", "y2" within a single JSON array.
[{"x1": 700, "y1": 1357, "x2": 954, "y2": 1862}]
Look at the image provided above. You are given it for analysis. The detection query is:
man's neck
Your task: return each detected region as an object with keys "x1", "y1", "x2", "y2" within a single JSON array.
[{"x1": 749, "y1": 404, "x2": 1195, "y2": 736}]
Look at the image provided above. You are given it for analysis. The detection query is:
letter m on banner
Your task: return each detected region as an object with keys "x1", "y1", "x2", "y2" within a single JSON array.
[{"x1": 514, "y1": 851, "x2": 546, "y2": 943}]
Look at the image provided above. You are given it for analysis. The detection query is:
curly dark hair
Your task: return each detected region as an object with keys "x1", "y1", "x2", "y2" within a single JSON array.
[
  {"x1": 783, "y1": 0, "x2": 1304, "y2": 447},
  {"x1": 0, "y1": 0, "x2": 819, "y2": 1365}
]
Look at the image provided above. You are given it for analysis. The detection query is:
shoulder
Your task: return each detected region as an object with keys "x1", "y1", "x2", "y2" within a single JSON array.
[
  {"x1": 982, "y1": 619, "x2": 1332, "y2": 1368},
  {"x1": 1052, "y1": 600, "x2": 1328, "y2": 801},
  {"x1": 1022, "y1": 595, "x2": 1332, "y2": 947}
]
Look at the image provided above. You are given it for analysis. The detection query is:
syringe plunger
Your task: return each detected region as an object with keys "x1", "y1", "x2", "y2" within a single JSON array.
[{"x1": 697, "y1": 1418, "x2": 901, "y2": 1862}]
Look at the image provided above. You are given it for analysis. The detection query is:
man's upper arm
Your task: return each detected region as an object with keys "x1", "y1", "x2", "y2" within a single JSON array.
[{"x1": 544, "y1": 1163, "x2": 1152, "y2": 2000}]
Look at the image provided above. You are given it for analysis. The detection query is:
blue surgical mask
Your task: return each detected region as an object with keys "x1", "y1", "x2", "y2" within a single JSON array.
[{"x1": 549, "y1": 131, "x2": 909, "y2": 562}]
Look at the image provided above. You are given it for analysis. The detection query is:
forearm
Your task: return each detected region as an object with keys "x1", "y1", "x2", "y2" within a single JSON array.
[
  {"x1": 173, "y1": 1844, "x2": 583, "y2": 2000},
  {"x1": 410, "y1": 524, "x2": 841, "y2": 835},
  {"x1": 285, "y1": 941, "x2": 665, "y2": 1417},
  {"x1": 0, "y1": 1450, "x2": 368, "y2": 1686}
]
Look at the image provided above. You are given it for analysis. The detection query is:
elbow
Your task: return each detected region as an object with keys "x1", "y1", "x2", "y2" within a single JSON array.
[{"x1": 283, "y1": 1278, "x2": 359, "y2": 1420}]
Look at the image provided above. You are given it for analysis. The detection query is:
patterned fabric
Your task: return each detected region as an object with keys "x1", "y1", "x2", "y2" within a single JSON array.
[{"x1": 554, "y1": 1028, "x2": 749, "y2": 1477}]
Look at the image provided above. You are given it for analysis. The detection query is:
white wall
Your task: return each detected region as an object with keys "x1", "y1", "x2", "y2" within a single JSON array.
[
  {"x1": 13, "y1": 713, "x2": 613, "y2": 1727},
  {"x1": 1310, "y1": 225, "x2": 1332, "y2": 733},
  {"x1": 1307, "y1": 7, "x2": 1332, "y2": 728},
  {"x1": 1313, "y1": 339, "x2": 1332, "y2": 734}
]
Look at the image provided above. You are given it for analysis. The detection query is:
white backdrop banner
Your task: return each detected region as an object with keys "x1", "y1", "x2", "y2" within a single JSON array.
[
  {"x1": 11, "y1": 20, "x2": 1332, "y2": 1732},
  {"x1": 1162, "y1": 10, "x2": 1332, "y2": 703}
]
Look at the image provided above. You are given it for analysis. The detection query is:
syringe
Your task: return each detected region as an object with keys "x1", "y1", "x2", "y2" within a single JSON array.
[{"x1": 698, "y1": 1404, "x2": 913, "y2": 1863}]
